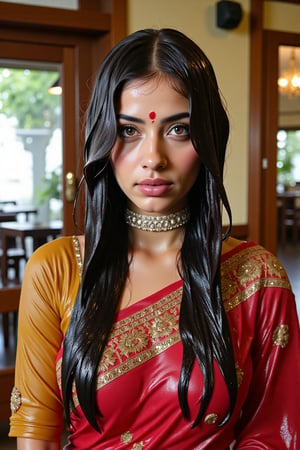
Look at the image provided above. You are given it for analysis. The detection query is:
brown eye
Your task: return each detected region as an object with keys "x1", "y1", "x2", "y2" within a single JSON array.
[
  {"x1": 169, "y1": 124, "x2": 190, "y2": 137},
  {"x1": 118, "y1": 125, "x2": 138, "y2": 138}
]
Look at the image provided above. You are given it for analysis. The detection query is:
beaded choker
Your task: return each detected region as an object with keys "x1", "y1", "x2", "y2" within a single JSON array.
[{"x1": 125, "y1": 207, "x2": 190, "y2": 232}]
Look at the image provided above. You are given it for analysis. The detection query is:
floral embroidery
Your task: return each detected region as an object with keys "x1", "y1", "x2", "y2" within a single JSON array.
[
  {"x1": 93, "y1": 288, "x2": 182, "y2": 394},
  {"x1": 266, "y1": 256, "x2": 286, "y2": 278},
  {"x1": 10, "y1": 387, "x2": 22, "y2": 413},
  {"x1": 272, "y1": 324, "x2": 289, "y2": 348},
  {"x1": 121, "y1": 430, "x2": 133, "y2": 444},
  {"x1": 99, "y1": 347, "x2": 116, "y2": 371},
  {"x1": 132, "y1": 443, "x2": 144, "y2": 449},
  {"x1": 118, "y1": 327, "x2": 149, "y2": 356},
  {"x1": 236, "y1": 261, "x2": 261, "y2": 284},
  {"x1": 151, "y1": 311, "x2": 177, "y2": 338}
]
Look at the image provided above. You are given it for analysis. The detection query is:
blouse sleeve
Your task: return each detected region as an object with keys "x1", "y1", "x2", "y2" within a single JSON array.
[
  {"x1": 235, "y1": 282, "x2": 300, "y2": 448},
  {"x1": 9, "y1": 237, "x2": 80, "y2": 442}
]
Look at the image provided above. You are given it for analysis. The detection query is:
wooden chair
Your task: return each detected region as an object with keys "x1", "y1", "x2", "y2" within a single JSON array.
[
  {"x1": 0, "y1": 286, "x2": 20, "y2": 421},
  {"x1": 278, "y1": 189, "x2": 300, "y2": 246},
  {"x1": 0, "y1": 286, "x2": 21, "y2": 347},
  {"x1": 0, "y1": 247, "x2": 26, "y2": 285}
]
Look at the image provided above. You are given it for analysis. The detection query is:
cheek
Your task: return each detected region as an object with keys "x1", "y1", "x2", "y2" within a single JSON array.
[
  {"x1": 110, "y1": 146, "x2": 129, "y2": 178},
  {"x1": 179, "y1": 150, "x2": 201, "y2": 177},
  {"x1": 110, "y1": 143, "x2": 137, "y2": 171}
]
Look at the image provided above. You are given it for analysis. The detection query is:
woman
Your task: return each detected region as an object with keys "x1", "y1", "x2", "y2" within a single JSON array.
[{"x1": 9, "y1": 28, "x2": 300, "y2": 449}]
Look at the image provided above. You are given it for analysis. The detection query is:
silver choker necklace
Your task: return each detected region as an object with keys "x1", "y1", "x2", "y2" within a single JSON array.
[{"x1": 125, "y1": 207, "x2": 191, "y2": 232}]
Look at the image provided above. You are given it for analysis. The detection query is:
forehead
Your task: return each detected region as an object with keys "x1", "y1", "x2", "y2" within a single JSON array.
[
  {"x1": 123, "y1": 73, "x2": 185, "y2": 93},
  {"x1": 118, "y1": 75, "x2": 188, "y2": 112}
]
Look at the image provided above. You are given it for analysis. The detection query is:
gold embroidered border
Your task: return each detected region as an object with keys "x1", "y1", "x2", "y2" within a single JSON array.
[
  {"x1": 221, "y1": 244, "x2": 291, "y2": 312},
  {"x1": 111, "y1": 288, "x2": 181, "y2": 337},
  {"x1": 57, "y1": 288, "x2": 183, "y2": 408},
  {"x1": 72, "y1": 235, "x2": 82, "y2": 277},
  {"x1": 223, "y1": 278, "x2": 290, "y2": 312},
  {"x1": 96, "y1": 288, "x2": 182, "y2": 389},
  {"x1": 97, "y1": 333, "x2": 180, "y2": 389}
]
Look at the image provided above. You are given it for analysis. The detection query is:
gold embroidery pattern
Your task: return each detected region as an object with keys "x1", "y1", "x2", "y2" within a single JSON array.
[
  {"x1": 99, "y1": 347, "x2": 116, "y2": 371},
  {"x1": 55, "y1": 289, "x2": 182, "y2": 409},
  {"x1": 72, "y1": 235, "x2": 82, "y2": 277},
  {"x1": 204, "y1": 413, "x2": 219, "y2": 425},
  {"x1": 56, "y1": 357, "x2": 62, "y2": 389},
  {"x1": 10, "y1": 386, "x2": 22, "y2": 413},
  {"x1": 222, "y1": 245, "x2": 291, "y2": 312},
  {"x1": 95, "y1": 289, "x2": 182, "y2": 391},
  {"x1": 118, "y1": 327, "x2": 149, "y2": 356},
  {"x1": 132, "y1": 443, "x2": 144, "y2": 449},
  {"x1": 272, "y1": 324, "x2": 289, "y2": 348},
  {"x1": 121, "y1": 431, "x2": 133, "y2": 444},
  {"x1": 235, "y1": 362, "x2": 244, "y2": 387},
  {"x1": 120, "y1": 431, "x2": 144, "y2": 450}
]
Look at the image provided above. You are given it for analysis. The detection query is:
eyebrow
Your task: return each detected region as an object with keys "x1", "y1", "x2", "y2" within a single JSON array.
[{"x1": 117, "y1": 112, "x2": 190, "y2": 124}]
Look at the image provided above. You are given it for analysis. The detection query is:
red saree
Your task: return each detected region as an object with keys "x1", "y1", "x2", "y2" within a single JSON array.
[{"x1": 10, "y1": 238, "x2": 300, "y2": 449}]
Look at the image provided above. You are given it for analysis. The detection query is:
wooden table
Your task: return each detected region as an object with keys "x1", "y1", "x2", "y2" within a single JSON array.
[
  {"x1": 0, "y1": 212, "x2": 17, "y2": 223},
  {"x1": 0, "y1": 205, "x2": 38, "y2": 222},
  {"x1": 0, "y1": 220, "x2": 62, "y2": 285}
]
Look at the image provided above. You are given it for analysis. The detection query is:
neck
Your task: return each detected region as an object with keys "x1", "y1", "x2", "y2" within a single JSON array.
[{"x1": 125, "y1": 207, "x2": 190, "y2": 232}]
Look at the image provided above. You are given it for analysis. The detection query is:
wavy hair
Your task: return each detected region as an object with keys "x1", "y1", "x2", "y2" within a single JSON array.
[{"x1": 62, "y1": 28, "x2": 237, "y2": 431}]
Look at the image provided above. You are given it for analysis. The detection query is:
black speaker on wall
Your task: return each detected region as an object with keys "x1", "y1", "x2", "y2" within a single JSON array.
[{"x1": 216, "y1": 1, "x2": 243, "y2": 30}]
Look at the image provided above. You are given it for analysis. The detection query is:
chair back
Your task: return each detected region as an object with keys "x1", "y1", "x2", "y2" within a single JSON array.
[
  {"x1": 0, "y1": 286, "x2": 21, "y2": 314},
  {"x1": 0, "y1": 286, "x2": 21, "y2": 422}
]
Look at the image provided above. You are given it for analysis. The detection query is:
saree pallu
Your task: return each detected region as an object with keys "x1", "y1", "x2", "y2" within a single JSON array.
[{"x1": 57, "y1": 280, "x2": 239, "y2": 449}]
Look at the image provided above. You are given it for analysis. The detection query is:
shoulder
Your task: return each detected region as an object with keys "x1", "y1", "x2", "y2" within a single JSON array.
[
  {"x1": 221, "y1": 238, "x2": 292, "y2": 311},
  {"x1": 20, "y1": 236, "x2": 82, "y2": 323},
  {"x1": 222, "y1": 237, "x2": 288, "y2": 280},
  {"x1": 25, "y1": 235, "x2": 82, "y2": 279}
]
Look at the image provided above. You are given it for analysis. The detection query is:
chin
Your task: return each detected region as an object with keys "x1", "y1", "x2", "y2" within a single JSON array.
[{"x1": 130, "y1": 201, "x2": 186, "y2": 216}]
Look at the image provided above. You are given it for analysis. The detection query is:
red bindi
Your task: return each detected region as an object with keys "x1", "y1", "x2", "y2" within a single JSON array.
[{"x1": 149, "y1": 111, "x2": 156, "y2": 123}]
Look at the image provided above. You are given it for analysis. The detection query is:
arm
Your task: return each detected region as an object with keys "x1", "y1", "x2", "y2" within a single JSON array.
[
  {"x1": 9, "y1": 239, "x2": 79, "y2": 442},
  {"x1": 235, "y1": 285, "x2": 300, "y2": 448},
  {"x1": 17, "y1": 438, "x2": 60, "y2": 450}
]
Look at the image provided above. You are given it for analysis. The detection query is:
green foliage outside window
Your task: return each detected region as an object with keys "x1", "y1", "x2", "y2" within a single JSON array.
[
  {"x1": 277, "y1": 130, "x2": 300, "y2": 187},
  {"x1": 0, "y1": 68, "x2": 60, "y2": 129}
]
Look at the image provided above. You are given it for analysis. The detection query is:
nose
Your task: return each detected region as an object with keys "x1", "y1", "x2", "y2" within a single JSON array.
[{"x1": 141, "y1": 134, "x2": 167, "y2": 170}]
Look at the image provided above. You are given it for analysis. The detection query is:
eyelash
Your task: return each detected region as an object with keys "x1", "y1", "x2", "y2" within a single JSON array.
[
  {"x1": 118, "y1": 125, "x2": 139, "y2": 138},
  {"x1": 168, "y1": 124, "x2": 190, "y2": 137},
  {"x1": 117, "y1": 123, "x2": 190, "y2": 139}
]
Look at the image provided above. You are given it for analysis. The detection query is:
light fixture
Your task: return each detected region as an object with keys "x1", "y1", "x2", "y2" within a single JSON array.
[
  {"x1": 48, "y1": 78, "x2": 62, "y2": 96},
  {"x1": 278, "y1": 49, "x2": 300, "y2": 97}
]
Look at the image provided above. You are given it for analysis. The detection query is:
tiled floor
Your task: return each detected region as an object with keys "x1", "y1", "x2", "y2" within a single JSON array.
[{"x1": 0, "y1": 241, "x2": 299, "y2": 449}]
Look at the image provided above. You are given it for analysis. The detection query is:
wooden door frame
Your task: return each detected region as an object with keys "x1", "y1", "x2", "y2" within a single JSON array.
[
  {"x1": 263, "y1": 31, "x2": 300, "y2": 254},
  {"x1": 248, "y1": 1, "x2": 300, "y2": 254},
  {"x1": 248, "y1": 0, "x2": 265, "y2": 247},
  {"x1": 0, "y1": 1, "x2": 126, "y2": 234}
]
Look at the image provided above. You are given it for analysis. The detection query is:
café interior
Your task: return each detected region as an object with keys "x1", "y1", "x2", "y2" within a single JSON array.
[{"x1": 0, "y1": 1, "x2": 300, "y2": 447}]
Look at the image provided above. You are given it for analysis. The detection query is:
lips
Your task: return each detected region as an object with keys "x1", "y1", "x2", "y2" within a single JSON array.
[
  {"x1": 137, "y1": 178, "x2": 172, "y2": 196},
  {"x1": 139, "y1": 178, "x2": 171, "y2": 186}
]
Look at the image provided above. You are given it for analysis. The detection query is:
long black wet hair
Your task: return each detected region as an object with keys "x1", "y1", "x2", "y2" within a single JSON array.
[{"x1": 62, "y1": 28, "x2": 237, "y2": 432}]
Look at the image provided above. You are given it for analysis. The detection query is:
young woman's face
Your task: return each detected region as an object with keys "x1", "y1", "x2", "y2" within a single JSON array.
[{"x1": 111, "y1": 76, "x2": 201, "y2": 215}]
